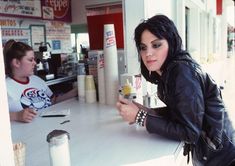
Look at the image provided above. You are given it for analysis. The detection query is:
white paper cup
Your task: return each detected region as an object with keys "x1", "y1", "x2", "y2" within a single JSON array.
[
  {"x1": 85, "y1": 75, "x2": 96, "y2": 103},
  {"x1": 85, "y1": 75, "x2": 96, "y2": 91},
  {"x1": 85, "y1": 90, "x2": 97, "y2": 103},
  {"x1": 77, "y1": 75, "x2": 85, "y2": 102}
]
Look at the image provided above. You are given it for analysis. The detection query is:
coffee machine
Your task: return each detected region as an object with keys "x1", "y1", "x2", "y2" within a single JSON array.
[{"x1": 35, "y1": 42, "x2": 55, "y2": 80}]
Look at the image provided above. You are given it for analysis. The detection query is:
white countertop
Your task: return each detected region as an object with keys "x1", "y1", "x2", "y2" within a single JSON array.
[{"x1": 11, "y1": 98, "x2": 184, "y2": 166}]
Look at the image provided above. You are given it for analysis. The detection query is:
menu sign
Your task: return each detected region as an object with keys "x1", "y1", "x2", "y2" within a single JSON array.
[
  {"x1": 1, "y1": 28, "x2": 30, "y2": 46},
  {"x1": 0, "y1": 18, "x2": 31, "y2": 46},
  {"x1": 46, "y1": 21, "x2": 72, "y2": 53},
  {"x1": 0, "y1": 19, "x2": 19, "y2": 27},
  {"x1": 0, "y1": 0, "x2": 41, "y2": 18},
  {"x1": 2, "y1": 29, "x2": 29, "y2": 37}
]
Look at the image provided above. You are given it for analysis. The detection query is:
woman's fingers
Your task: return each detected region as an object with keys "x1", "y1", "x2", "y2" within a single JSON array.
[
  {"x1": 116, "y1": 101, "x2": 121, "y2": 108},
  {"x1": 21, "y1": 108, "x2": 37, "y2": 123},
  {"x1": 25, "y1": 117, "x2": 33, "y2": 123},
  {"x1": 118, "y1": 96, "x2": 130, "y2": 105},
  {"x1": 28, "y1": 112, "x2": 36, "y2": 119},
  {"x1": 116, "y1": 99, "x2": 140, "y2": 124},
  {"x1": 118, "y1": 104, "x2": 129, "y2": 117},
  {"x1": 28, "y1": 109, "x2": 37, "y2": 115}
]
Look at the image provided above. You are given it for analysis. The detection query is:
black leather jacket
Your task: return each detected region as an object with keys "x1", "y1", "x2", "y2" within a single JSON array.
[{"x1": 145, "y1": 54, "x2": 235, "y2": 165}]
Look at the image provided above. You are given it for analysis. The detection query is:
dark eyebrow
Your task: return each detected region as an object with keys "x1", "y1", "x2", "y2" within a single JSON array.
[
  {"x1": 140, "y1": 39, "x2": 161, "y2": 45},
  {"x1": 151, "y1": 39, "x2": 161, "y2": 43}
]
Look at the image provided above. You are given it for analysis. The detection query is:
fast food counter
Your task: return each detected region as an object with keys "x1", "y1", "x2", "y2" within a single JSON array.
[{"x1": 11, "y1": 98, "x2": 187, "y2": 166}]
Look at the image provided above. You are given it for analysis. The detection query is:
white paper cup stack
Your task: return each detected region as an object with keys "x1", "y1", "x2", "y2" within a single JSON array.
[
  {"x1": 85, "y1": 75, "x2": 96, "y2": 103},
  {"x1": 103, "y1": 24, "x2": 118, "y2": 105}
]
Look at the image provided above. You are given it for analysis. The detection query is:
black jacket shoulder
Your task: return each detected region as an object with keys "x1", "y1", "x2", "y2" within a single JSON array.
[{"x1": 146, "y1": 57, "x2": 225, "y2": 146}]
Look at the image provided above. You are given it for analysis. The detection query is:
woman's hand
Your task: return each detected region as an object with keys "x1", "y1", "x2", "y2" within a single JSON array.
[
  {"x1": 14, "y1": 108, "x2": 37, "y2": 123},
  {"x1": 116, "y1": 96, "x2": 139, "y2": 124}
]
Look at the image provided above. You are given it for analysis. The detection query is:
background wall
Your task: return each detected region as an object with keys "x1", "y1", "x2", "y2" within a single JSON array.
[
  {"x1": 145, "y1": 0, "x2": 176, "y2": 21},
  {"x1": 71, "y1": 0, "x2": 121, "y2": 25},
  {"x1": 87, "y1": 13, "x2": 124, "y2": 50}
]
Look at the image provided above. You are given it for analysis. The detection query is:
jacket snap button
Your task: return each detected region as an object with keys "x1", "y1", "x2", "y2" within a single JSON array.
[{"x1": 203, "y1": 156, "x2": 207, "y2": 160}]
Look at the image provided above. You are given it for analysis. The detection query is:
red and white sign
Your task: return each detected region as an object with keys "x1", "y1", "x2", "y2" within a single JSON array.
[
  {"x1": 42, "y1": 6, "x2": 54, "y2": 19},
  {"x1": 43, "y1": 0, "x2": 71, "y2": 22},
  {"x1": 105, "y1": 30, "x2": 116, "y2": 48}
]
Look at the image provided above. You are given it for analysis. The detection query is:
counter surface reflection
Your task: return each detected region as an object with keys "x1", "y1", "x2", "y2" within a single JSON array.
[{"x1": 11, "y1": 98, "x2": 184, "y2": 166}]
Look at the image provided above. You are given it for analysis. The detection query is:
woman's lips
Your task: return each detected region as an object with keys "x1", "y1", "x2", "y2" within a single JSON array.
[{"x1": 147, "y1": 60, "x2": 157, "y2": 64}]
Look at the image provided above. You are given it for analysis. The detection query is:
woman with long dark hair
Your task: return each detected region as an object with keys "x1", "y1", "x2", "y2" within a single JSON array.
[{"x1": 116, "y1": 15, "x2": 235, "y2": 166}]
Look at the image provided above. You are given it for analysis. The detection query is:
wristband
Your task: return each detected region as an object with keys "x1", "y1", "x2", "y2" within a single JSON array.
[{"x1": 135, "y1": 109, "x2": 147, "y2": 127}]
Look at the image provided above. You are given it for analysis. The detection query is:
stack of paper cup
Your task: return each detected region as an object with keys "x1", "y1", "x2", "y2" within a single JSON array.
[
  {"x1": 13, "y1": 142, "x2": 26, "y2": 166},
  {"x1": 85, "y1": 75, "x2": 96, "y2": 103},
  {"x1": 103, "y1": 24, "x2": 119, "y2": 105},
  {"x1": 77, "y1": 75, "x2": 85, "y2": 102}
]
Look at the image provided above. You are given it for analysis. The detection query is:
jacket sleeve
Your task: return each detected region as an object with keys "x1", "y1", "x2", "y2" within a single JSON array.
[{"x1": 146, "y1": 64, "x2": 204, "y2": 144}]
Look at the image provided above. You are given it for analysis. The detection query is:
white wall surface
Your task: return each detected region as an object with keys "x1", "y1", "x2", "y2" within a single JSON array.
[
  {"x1": 220, "y1": 0, "x2": 230, "y2": 58},
  {"x1": 176, "y1": 0, "x2": 186, "y2": 48},
  {"x1": 0, "y1": 30, "x2": 15, "y2": 166},
  {"x1": 200, "y1": 11, "x2": 208, "y2": 60},
  {"x1": 145, "y1": 0, "x2": 176, "y2": 21},
  {"x1": 206, "y1": 0, "x2": 216, "y2": 16},
  {"x1": 189, "y1": 7, "x2": 201, "y2": 62},
  {"x1": 123, "y1": 0, "x2": 144, "y2": 75},
  {"x1": 71, "y1": 0, "x2": 121, "y2": 24}
]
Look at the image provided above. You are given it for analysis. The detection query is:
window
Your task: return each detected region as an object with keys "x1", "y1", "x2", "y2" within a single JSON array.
[{"x1": 76, "y1": 33, "x2": 89, "y2": 54}]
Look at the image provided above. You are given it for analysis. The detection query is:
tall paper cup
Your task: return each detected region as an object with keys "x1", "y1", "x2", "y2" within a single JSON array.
[
  {"x1": 97, "y1": 52, "x2": 106, "y2": 104},
  {"x1": 77, "y1": 75, "x2": 85, "y2": 102},
  {"x1": 13, "y1": 142, "x2": 26, "y2": 166},
  {"x1": 85, "y1": 75, "x2": 96, "y2": 103},
  {"x1": 103, "y1": 24, "x2": 119, "y2": 105}
]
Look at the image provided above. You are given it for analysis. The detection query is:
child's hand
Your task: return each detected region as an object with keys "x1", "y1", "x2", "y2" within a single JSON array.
[{"x1": 17, "y1": 108, "x2": 37, "y2": 123}]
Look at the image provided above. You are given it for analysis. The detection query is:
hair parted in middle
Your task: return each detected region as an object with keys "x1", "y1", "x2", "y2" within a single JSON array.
[{"x1": 134, "y1": 14, "x2": 184, "y2": 84}]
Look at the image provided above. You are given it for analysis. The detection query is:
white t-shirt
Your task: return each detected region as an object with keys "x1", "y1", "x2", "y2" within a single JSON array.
[{"x1": 6, "y1": 75, "x2": 53, "y2": 112}]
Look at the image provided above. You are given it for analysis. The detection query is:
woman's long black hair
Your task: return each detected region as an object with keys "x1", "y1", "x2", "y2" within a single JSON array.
[{"x1": 134, "y1": 15, "x2": 185, "y2": 84}]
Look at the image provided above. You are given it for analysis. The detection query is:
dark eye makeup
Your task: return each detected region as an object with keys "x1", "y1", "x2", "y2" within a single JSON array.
[{"x1": 139, "y1": 41, "x2": 162, "y2": 51}]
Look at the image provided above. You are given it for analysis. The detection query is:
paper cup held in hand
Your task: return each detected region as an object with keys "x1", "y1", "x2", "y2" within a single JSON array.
[{"x1": 13, "y1": 142, "x2": 26, "y2": 166}]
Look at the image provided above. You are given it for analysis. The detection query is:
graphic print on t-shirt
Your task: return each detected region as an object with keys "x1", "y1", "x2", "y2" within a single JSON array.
[{"x1": 20, "y1": 88, "x2": 52, "y2": 109}]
